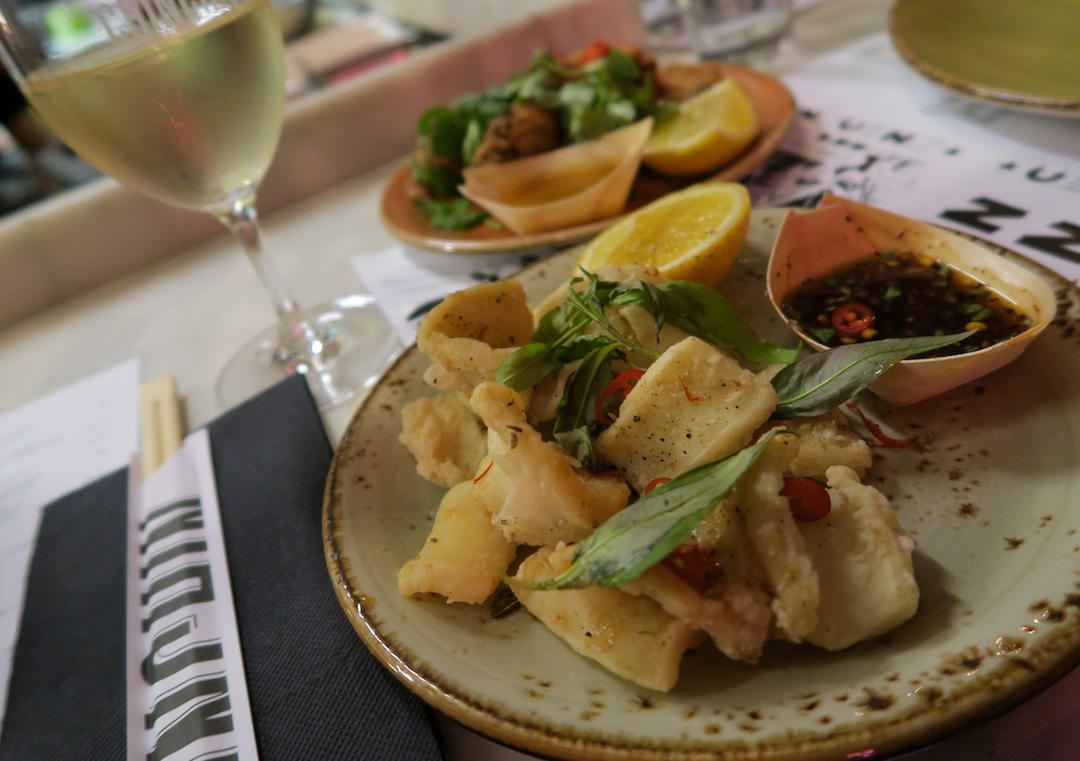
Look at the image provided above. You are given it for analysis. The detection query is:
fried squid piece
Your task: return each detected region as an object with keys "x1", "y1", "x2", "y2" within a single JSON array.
[
  {"x1": 761, "y1": 413, "x2": 872, "y2": 480},
  {"x1": 800, "y1": 466, "x2": 919, "y2": 650},
  {"x1": 397, "y1": 479, "x2": 516, "y2": 604},
  {"x1": 513, "y1": 544, "x2": 704, "y2": 692},
  {"x1": 470, "y1": 382, "x2": 629, "y2": 545},
  {"x1": 399, "y1": 395, "x2": 487, "y2": 487},
  {"x1": 417, "y1": 280, "x2": 535, "y2": 397},
  {"x1": 596, "y1": 337, "x2": 777, "y2": 492},
  {"x1": 621, "y1": 563, "x2": 772, "y2": 664},
  {"x1": 611, "y1": 304, "x2": 691, "y2": 359},
  {"x1": 526, "y1": 361, "x2": 579, "y2": 424},
  {"x1": 740, "y1": 447, "x2": 820, "y2": 642}
]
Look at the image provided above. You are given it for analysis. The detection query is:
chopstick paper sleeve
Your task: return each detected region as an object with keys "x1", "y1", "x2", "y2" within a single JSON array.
[{"x1": 0, "y1": 375, "x2": 445, "y2": 760}]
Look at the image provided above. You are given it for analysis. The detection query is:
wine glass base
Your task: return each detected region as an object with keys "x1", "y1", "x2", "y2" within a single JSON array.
[{"x1": 216, "y1": 294, "x2": 403, "y2": 412}]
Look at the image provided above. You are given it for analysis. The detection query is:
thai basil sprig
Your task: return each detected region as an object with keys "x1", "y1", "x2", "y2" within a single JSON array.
[
  {"x1": 610, "y1": 280, "x2": 801, "y2": 364},
  {"x1": 496, "y1": 269, "x2": 798, "y2": 391},
  {"x1": 563, "y1": 273, "x2": 659, "y2": 360},
  {"x1": 551, "y1": 340, "x2": 622, "y2": 470},
  {"x1": 495, "y1": 272, "x2": 654, "y2": 391},
  {"x1": 770, "y1": 331, "x2": 974, "y2": 418},
  {"x1": 522, "y1": 429, "x2": 787, "y2": 590}
]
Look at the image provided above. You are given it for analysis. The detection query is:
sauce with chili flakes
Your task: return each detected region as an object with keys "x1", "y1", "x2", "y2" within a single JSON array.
[{"x1": 782, "y1": 249, "x2": 1033, "y2": 357}]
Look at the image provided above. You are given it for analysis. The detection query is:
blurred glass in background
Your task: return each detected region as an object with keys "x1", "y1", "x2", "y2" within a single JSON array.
[
  {"x1": 0, "y1": 0, "x2": 430, "y2": 216},
  {"x1": 677, "y1": 0, "x2": 793, "y2": 61}
]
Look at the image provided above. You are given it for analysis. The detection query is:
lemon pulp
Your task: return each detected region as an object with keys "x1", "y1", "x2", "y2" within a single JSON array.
[
  {"x1": 575, "y1": 181, "x2": 751, "y2": 287},
  {"x1": 643, "y1": 78, "x2": 759, "y2": 177}
]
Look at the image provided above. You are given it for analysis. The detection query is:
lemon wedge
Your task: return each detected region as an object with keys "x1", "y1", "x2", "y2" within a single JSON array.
[
  {"x1": 575, "y1": 181, "x2": 751, "y2": 287},
  {"x1": 643, "y1": 79, "x2": 759, "y2": 177}
]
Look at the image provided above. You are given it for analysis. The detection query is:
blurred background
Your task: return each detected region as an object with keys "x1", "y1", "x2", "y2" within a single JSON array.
[{"x1": 0, "y1": 0, "x2": 574, "y2": 215}]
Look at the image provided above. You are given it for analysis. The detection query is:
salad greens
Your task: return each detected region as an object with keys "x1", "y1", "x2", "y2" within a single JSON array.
[{"x1": 412, "y1": 47, "x2": 677, "y2": 231}]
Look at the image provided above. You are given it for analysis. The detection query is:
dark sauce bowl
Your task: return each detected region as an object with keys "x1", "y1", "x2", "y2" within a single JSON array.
[{"x1": 766, "y1": 194, "x2": 1056, "y2": 406}]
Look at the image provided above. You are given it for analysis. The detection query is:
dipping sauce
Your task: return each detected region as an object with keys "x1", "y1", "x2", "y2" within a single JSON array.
[{"x1": 782, "y1": 249, "x2": 1033, "y2": 358}]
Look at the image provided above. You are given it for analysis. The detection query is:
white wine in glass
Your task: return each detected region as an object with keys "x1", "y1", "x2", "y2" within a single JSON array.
[{"x1": 0, "y1": 0, "x2": 399, "y2": 409}]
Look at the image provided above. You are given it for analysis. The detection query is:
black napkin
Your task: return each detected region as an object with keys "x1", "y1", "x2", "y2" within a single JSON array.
[{"x1": 1, "y1": 375, "x2": 446, "y2": 761}]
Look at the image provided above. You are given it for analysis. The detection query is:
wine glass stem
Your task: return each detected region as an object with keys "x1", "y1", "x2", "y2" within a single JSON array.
[
  {"x1": 215, "y1": 193, "x2": 327, "y2": 370},
  {"x1": 214, "y1": 193, "x2": 361, "y2": 410}
]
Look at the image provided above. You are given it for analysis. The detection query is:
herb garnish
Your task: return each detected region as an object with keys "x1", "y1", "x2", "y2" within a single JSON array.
[
  {"x1": 770, "y1": 331, "x2": 973, "y2": 418},
  {"x1": 411, "y1": 198, "x2": 489, "y2": 231},
  {"x1": 519, "y1": 429, "x2": 788, "y2": 589},
  {"x1": 551, "y1": 341, "x2": 622, "y2": 470},
  {"x1": 610, "y1": 280, "x2": 802, "y2": 364},
  {"x1": 495, "y1": 272, "x2": 655, "y2": 391},
  {"x1": 496, "y1": 270, "x2": 798, "y2": 391}
]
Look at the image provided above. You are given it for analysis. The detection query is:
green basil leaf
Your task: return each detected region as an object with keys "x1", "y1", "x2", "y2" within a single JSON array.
[
  {"x1": 613, "y1": 280, "x2": 800, "y2": 364},
  {"x1": 533, "y1": 299, "x2": 590, "y2": 345},
  {"x1": 650, "y1": 99, "x2": 680, "y2": 126},
  {"x1": 552, "y1": 334, "x2": 616, "y2": 363},
  {"x1": 553, "y1": 426, "x2": 608, "y2": 472},
  {"x1": 412, "y1": 198, "x2": 487, "y2": 231},
  {"x1": 516, "y1": 69, "x2": 558, "y2": 104},
  {"x1": 605, "y1": 47, "x2": 640, "y2": 81},
  {"x1": 559, "y1": 80, "x2": 596, "y2": 108},
  {"x1": 564, "y1": 273, "x2": 658, "y2": 360},
  {"x1": 553, "y1": 341, "x2": 620, "y2": 434},
  {"x1": 609, "y1": 280, "x2": 668, "y2": 338},
  {"x1": 410, "y1": 162, "x2": 461, "y2": 199},
  {"x1": 495, "y1": 343, "x2": 562, "y2": 391},
  {"x1": 524, "y1": 429, "x2": 786, "y2": 589},
  {"x1": 770, "y1": 331, "x2": 974, "y2": 418},
  {"x1": 427, "y1": 112, "x2": 467, "y2": 160},
  {"x1": 460, "y1": 118, "x2": 486, "y2": 165},
  {"x1": 417, "y1": 106, "x2": 454, "y2": 138},
  {"x1": 606, "y1": 98, "x2": 637, "y2": 124}
]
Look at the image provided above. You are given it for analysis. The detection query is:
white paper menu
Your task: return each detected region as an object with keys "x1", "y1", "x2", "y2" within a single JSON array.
[
  {"x1": 353, "y1": 245, "x2": 551, "y2": 343},
  {"x1": 743, "y1": 103, "x2": 1080, "y2": 283},
  {"x1": 753, "y1": 32, "x2": 1080, "y2": 283},
  {"x1": 126, "y1": 428, "x2": 259, "y2": 761},
  {"x1": 0, "y1": 359, "x2": 140, "y2": 725}
]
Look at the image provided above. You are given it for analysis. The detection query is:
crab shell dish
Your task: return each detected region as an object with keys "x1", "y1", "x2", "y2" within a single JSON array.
[
  {"x1": 767, "y1": 194, "x2": 1056, "y2": 406},
  {"x1": 458, "y1": 118, "x2": 652, "y2": 235}
]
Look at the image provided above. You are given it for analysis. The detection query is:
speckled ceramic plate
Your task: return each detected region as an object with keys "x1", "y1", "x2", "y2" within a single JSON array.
[
  {"x1": 323, "y1": 209, "x2": 1080, "y2": 761},
  {"x1": 890, "y1": 0, "x2": 1080, "y2": 117},
  {"x1": 379, "y1": 63, "x2": 795, "y2": 253}
]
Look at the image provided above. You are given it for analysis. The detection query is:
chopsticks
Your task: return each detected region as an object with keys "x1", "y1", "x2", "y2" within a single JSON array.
[{"x1": 138, "y1": 375, "x2": 185, "y2": 478}]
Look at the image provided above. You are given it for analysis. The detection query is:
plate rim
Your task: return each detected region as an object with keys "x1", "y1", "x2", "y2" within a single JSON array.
[
  {"x1": 322, "y1": 213, "x2": 1080, "y2": 760},
  {"x1": 888, "y1": 0, "x2": 1080, "y2": 117},
  {"x1": 378, "y1": 63, "x2": 797, "y2": 253}
]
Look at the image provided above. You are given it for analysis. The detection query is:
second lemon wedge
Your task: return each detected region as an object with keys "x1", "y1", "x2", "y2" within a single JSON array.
[
  {"x1": 575, "y1": 181, "x2": 751, "y2": 287},
  {"x1": 643, "y1": 78, "x2": 759, "y2": 177}
]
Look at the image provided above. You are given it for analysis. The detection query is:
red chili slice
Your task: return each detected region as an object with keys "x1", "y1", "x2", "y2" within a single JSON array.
[
  {"x1": 472, "y1": 460, "x2": 494, "y2": 484},
  {"x1": 831, "y1": 302, "x2": 875, "y2": 336},
  {"x1": 644, "y1": 477, "x2": 671, "y2": 494},
  {"x1": 680, "y1": 380, "x2": 702, "y2": 402},
  {"x1": 595, "y1": 368, "x2": 645, "y2": 423},
  {"x1": 845, "y1": 402, "x2": 917, "y2": 448},
  {"x1": 779, "y1": 477, "x2": 831, "y2": 521},
  {"x1": 663, "y1": 542, "x2": 724, "y2": 594},
  {"x1": 573, "y1": 40, "x2": 611, "y2": 66}
]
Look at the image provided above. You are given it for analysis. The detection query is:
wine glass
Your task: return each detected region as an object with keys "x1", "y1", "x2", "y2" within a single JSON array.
[{"x1": 0, "y1": 0, "x2": 399, "y2": 409}]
